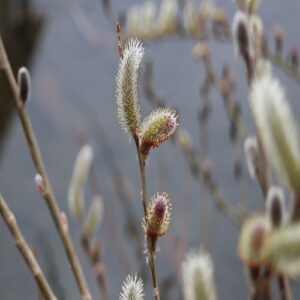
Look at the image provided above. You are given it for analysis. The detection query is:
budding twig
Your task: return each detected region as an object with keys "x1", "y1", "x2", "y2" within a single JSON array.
[
  {"x1": 0, "y1": 35, "x2": 92, "y2": 300},
  {"x1": 0, "y1": 194, "x2": 57, "y2": 300}
]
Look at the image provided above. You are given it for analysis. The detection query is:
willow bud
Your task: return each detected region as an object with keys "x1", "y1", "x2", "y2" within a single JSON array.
[
  {"x1": 238, "y1": 214, "x2": 271, "y2": 267},
  {"x1": 144, "y1": 192, "x2": 171, "y2": 251},
  {"x1": 266, "y1": 186, "x2": 286, "y2": 228},
  {"x1": 68, "y1": 145, "x2": 93, "y2": 220},
  {"x1": 84, "y1": 195, "x2": 104, "y2": 236},
  {"x1": 116, "y1": 39, "x2": 144, "y2": 136},
  {"x1": 250, "y1": 75, "x2": 300, "y2": 190},
  {"x1": 244, "y1": 136, "x2": 259, "y2": 181},
  {"x1": 261, "y1": 223, "x2": 300, "y2": 277},
  {"x1": 119, "y1": 274, "x2": 144, "y2": 300},
  {"x1": 139, "y1": 108, "x2": 178, "y2": 156},
  {"x1": 17, "y1": 67, "x2": 31, "y2": 104},
  {"x1": 232, "y1": 11, "x2": 253, "y2": 58},
  {"x1": 182, "y1": 248, "x2": 217, "y2": 300}
]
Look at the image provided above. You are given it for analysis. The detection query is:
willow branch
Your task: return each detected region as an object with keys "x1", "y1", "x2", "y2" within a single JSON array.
[
  {"x1": 134, "y1": 137, "x2": 161, "y2": 300},
  {"x1": 0, "y1": 194, "x2": 57, "y2": 300},
  {"x1": 143, "y1": 61, "x2": 243, "y2": 227},
  {"x1": 0, "y1": 36, "x2": 92, "y2": 300}
]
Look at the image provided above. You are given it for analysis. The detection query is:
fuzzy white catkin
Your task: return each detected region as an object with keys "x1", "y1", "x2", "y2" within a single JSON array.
[
  {"x1": 262, "y1": 223, "x2": 300, "y2": 277},
  {"x1": 116, "y1": 39, "x2": 144, "y2": 135},
  {"x1": 182, "y1": 248, "x2": 217, "y2": 300},
  {"x1": 68, "y1": 144, "x2": 93, "y2": 220},
  {"x1": 119, "y1": 274, "x2": 144, "y2": 300},
  {"x1": 250, "y1": 74, "x2": 300, "y2": 190}
]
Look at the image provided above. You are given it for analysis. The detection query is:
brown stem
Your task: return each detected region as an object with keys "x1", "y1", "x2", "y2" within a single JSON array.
[
  {"x1": 0, "y1": 194, "x2": 57, "y2": 300},
  {"x1": 0, "y1": 36, "x2": 92, "y2": 300},
  {"x1": 134, "y1": 137, "x2": 160, "y2": 300},
  {"x1": 278, "y1": 274, "x2": 292, "y2": 300}
]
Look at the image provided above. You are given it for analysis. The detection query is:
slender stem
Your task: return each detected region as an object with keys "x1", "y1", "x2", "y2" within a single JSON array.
[
  {"x1": 0, "y1": 36, "x2": 92, "y2": 300},
  {"x1": 278, "y1": 274, "x2": 292, "y2": 300},
  {"x1": 0, "y1": 194, "x2": 57, "y2": 300},
  {"x1": 134, "y1": 137, "x2": 160, "y2": 300}
]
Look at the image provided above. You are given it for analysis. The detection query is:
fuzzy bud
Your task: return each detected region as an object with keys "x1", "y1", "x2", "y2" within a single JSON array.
[
  {"x1": 266, "y1": 186, "x2": 286, "y2": 228},
  {"x1": 232, "y1": 11, "x2": 253, "y2": 58},
  {"x1": 182, "y1": 248, "x2": 217, "y2": 300},
  {"x1": 139, "y1": 108, "x2": 178, "y2": 156},
  {"x1": 119, "y1": 274, "x2": 144, "y2": 300},
  {"x1": 17, "y1": 67, "x2": 31, "y2": 104},
  {"x1": 238, "y1": 214, "x2": 271, "y2": 267},
  {"x1": 35, "y1": 173, "x2": 46, "y2": 196},
  {"x1": 60, "y1": 211, "x2": 69, "y2": 233},
  {"x1": 84, "y1": 195, "x2": 104, "y2": 236},
  {"x1": 250, "y1": 75, "x2": 300, "y2": 190},
  {"x1": 68, "y1": 145, "x2": 93, "y2": 220},
  {"x1": 144, "y1": 192, "x2": 171, "y2": 251},
  {"x1": 261, "y1": 223, "x2": 300, "y2": 277},
  {"x1": 244, "y1": 136, "x2": 259, "y2": 181},
  {"x1": 116, "y1": 39, "x2": 144, "y2": 135}
]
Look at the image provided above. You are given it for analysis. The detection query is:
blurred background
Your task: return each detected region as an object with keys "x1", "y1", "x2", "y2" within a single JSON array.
[{"x1": 0, "y1": 0, "x2": 300, "y2": 299}]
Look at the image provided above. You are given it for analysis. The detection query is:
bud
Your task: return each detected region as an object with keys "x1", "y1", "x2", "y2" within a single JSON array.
[
  {"x1": 60, "y1": 211, "x2": 69, "y2": 233},
  {"x1": 232, "y1": 11, "x2": 253, "y2": 58},
  {"x1": 244, "y1": 136, "x2": 259, "y2": 181},
  {"x1": 116, "y1": 39, "x2": 144, "y2": 135},
  {"x1": 261, "y1": 223, "x2": 300, "y2": 277},
  {"x1": 182, "y1": 248, "x2": 217, "y2": 300},
  {"x1": 266, "y1": 186, "x2": 286, "y2": 228},
  {"x1": 17, "y1": 67, "x2": 31, "y2": 104},
  {"x1": 139, "y1": 108, "x2": 178, "y2": 156},
  {"x1": 84, "y1": 195, "x2": 104, "y2": 236},
  {"x1": 35, "y1": 173, "x2": 46, "y2": 196},
  {"x1": 272, "y1": 25, "x2": 284, "y2": 54},
  {"x1": 238, "y1": 214, "x2": 271, "y2": 267},
  {"x1": 119, "y1": 274, "x2": 144, "y2": 300},
  {"x1": 68, "y1": 145, "x2": 93, "y2": 220},
  {"x1": 144, "y1": 192, "x2": 171, "y2": 250},
  {"x1": 250, "y1": 75, "x2": 300, "y2": 190}
]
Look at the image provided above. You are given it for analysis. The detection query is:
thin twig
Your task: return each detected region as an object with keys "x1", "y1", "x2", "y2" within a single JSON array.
[
  {"x1": 0, "y1": 194, "x2": 57, "y2": 300},
  {"x1": 0, "y1": 36, "x2": 93, "y2": 300},
  {"x1": 134, "y1": 137, "x2": 161, "y2": 300}
]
